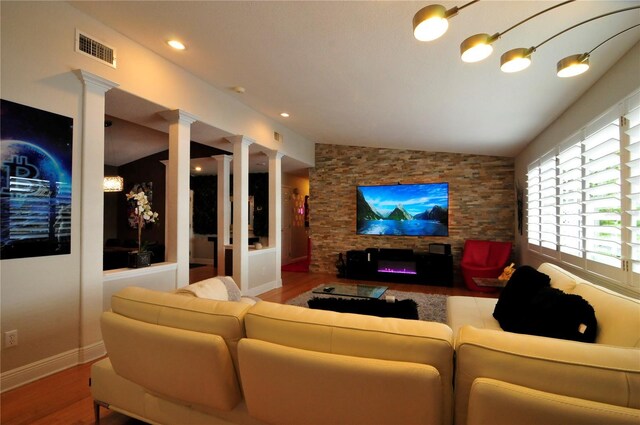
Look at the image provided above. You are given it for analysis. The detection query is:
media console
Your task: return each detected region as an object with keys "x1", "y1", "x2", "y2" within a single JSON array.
[{"x1": 345, "y1": 246, "x2": 453, "y2": 287}]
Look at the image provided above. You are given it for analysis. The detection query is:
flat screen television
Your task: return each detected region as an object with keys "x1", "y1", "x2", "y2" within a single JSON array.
[{"x1": 356, "y1": 183, "x2": 449, "y2": 236}]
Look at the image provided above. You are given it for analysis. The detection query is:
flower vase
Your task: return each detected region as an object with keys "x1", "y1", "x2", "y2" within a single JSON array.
[{"x1": 128, "y1": 251, "x2": 151, "y2": 268}]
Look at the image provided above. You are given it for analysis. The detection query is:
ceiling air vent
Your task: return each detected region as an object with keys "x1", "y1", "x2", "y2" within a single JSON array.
[{"x1": 75, "y1": 30, "x2": 116, "y2": 68}]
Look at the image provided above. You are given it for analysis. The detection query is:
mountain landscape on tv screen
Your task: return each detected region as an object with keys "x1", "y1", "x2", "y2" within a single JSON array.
[{"x1": 356, "y1": 185, "x2": 449, "y2": 236}]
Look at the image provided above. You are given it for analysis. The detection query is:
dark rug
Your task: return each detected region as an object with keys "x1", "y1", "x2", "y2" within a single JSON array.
[
  {"x1": 286, "y1": 287, "x2": 447, "y2": 323},
  {"x1": 308, "y1": 297, "x2": 419, "y2": 319}
]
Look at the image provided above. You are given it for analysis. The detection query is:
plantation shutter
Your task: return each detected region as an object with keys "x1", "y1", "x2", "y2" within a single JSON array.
[
  {"x1": 582, "y1": 119, "x2": 622, "y2": 268},
  {"x1": 557, "y1": 142, "x2": 583, "y2": 257},
  {"x1": 539, "y1": 156, "x2": 558, "y2": 250},
  {"x1": 624, "y1": 102, "x2": 640, "y2": 284},
  {"x1": 526, "y1": 164, "x2": 541, "y2": 246}
]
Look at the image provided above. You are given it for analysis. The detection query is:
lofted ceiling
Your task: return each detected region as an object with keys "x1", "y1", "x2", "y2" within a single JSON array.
[{"x1": 71, "y1": 0, "x2": 640, "y2": 162}]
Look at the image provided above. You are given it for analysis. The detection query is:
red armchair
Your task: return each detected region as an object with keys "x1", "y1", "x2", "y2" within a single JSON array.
[{"x1": 460, "y1": 239, "x2": 512, "y2": 292}]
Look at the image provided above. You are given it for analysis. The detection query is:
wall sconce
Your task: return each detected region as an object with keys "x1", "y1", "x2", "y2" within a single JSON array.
[
  {"x1": 500, "y1": 6, "x2": 640, "y2": 74},
  {"x1": 413, "y1": 1, "x2": 479, "y2": 42}
]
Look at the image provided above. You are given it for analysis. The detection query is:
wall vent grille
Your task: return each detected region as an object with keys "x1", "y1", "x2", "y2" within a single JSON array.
[
  {"x1": 75, "y1": 30, "x2": 116, "y2": 68},
  {"x1": 274, "y1": 131, "x2": 283, "y2": 143}
]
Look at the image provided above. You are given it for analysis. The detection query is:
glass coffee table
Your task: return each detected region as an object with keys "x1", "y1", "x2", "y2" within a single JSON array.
[{"x1": 312, "y1": 283, "x2": 388, "y2": 299}]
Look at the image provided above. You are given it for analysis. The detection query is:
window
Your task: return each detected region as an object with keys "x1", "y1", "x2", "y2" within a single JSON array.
[{"x1": 526, "y1": 91, "x2": 640, "y2": 292}]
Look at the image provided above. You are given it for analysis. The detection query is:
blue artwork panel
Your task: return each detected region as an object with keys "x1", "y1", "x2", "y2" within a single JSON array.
[{"x1": 1, "y1": 99, "x2": 73, "y2": 259}]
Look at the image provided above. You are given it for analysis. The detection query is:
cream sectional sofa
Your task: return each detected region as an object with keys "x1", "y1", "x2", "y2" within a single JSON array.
[
  {"x1": 92, "y1": 262, "x2": 640, "y2": 425},
  {"x1": 91, "y1": 286, "x2": 454, "y2": 425},
  {"x1": 447, "y1": 262, "x2": 640, "y2": 425}
]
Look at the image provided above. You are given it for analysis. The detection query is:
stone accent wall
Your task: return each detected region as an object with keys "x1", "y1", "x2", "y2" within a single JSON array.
[{"x1": 309, "y1": 144, "x2": 515, "y2": 284}]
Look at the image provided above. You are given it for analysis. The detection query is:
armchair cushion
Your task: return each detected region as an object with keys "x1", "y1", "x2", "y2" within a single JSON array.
[{"x1": 460, "y1": 240, "x2": 512, "y2": 292}]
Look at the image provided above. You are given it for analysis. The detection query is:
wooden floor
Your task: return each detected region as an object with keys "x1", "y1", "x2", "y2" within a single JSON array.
[{"x1": 1, "y1": 266, "x2": 496, "y2": 424}]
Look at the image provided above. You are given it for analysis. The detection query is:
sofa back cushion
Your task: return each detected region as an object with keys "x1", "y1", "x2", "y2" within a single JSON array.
[
  {"x1": 110, "y1": 286, "x2": 251, "y2": 362},
  {"x1": 103, "y1": 287, "x2": 252, "y2": 411},
  {"x1": 454, "y1": 325, "x2": 640, "y2": 425},
  {"x1": 467, "y1": 377, "x2": 640, "y2": 425},
  {"x1": 244, "y1": 301, "x2": 454, "y2": 425},
  {"x1": 102, "y1": 312, "x2": 242, "y2": 411},
  {"x1": 239, "y1": 338, "x2": 443, "y2": 425}
]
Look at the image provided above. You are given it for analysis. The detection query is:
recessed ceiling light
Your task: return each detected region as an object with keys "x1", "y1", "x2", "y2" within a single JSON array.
[
  {"x1": 194, "y1": 166, "x2": 202, "y2": 172},
  {"x1": 280, "y1": 112, "x2": 290, "y2": 118},
  {"x1": 232, "y1": 86, "x2": 246, "y2": 94},
  {"x1": 167, "y1": 40, "x2": 186, "y2": 50}
]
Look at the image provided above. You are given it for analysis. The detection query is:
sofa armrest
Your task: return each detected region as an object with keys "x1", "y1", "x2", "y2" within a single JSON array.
[
  {"x1": 454, "y1": 325, "x2": 640, "y2": 425},
  {"x1": 467, "y1": 377, "x2": 640, "y2": 425}
]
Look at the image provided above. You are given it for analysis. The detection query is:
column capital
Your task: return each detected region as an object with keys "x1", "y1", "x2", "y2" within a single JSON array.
[
  {"x1": 266, "y1": 150, "x2": 285, "y2": 160},
  {"x1": 74, "y1": 69, "x2": 119, "y2": 92},
  {"x1": 226, "y1": 135, "x2": 255, "y2": 147},
  {"x1": 158, "y1": 109, "x2": 198, "y2": 125},
  {"x1": 213, "y1": 154, "x2": 233, "y2": 165}
]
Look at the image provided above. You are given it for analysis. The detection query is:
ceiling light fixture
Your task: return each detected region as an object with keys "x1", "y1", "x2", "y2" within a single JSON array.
[
  {"x1": 557, "y1": 24, "x2": 640, "y2": 78},
  {"x1": 167, "y1": 40, "x2": 186, "y2": 50},
  {"x1": 194, "y1": 166, "x2": 202, "y2": 172},
  {"x1": 500, "y1": 6, "x2": 640, "y2": 74},
  {"x1": 460, "y1": 0, "x2": 574, "y2": 63},
  {"x1": 413, "y1": 0, "x2": 479, "y2": 42},
  {"x1": 280, "y1": 112, "x2": 290, "y2": 118}
]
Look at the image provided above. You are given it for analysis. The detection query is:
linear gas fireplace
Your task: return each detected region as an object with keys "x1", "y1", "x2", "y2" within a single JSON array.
[{"x1": 378, "y1": 260, "x2": 417, "y2": 275}]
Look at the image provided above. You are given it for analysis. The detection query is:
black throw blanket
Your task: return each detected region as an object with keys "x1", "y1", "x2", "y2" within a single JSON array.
[{"x1": 493, "y1": 265, "x2": 597, "y2": 343}]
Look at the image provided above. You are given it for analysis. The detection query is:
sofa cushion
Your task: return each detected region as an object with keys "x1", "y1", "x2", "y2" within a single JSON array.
[
  {"x1": 244, "y1": 300, "x2": 455, "y2": 425},
  {"x1": 238, "y1": 338, "x2": 443, "y2": 425},
  {"x1": 101, "y1": 312, "x2": 242, "y2": 411},
  {"x1": 467, "y1": 377, "x2": 640, "y2": 425},
  {"x1": 454, "y1": 325, "x2": 640, "y2": 425},
  {"x1": 447, "y1": 296, "x2": 501, "y2": 339},
  {"x1": 110, "y1": 286, "x2": 252, "y2": 369}
]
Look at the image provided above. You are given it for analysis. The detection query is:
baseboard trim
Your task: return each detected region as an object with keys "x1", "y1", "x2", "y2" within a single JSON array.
[
  {"x1": 79, "y1": 340, "x2": 106, "y2": 364},
  {"x1": 1, "y1": 341, "x2": 105, "y2": 393},
  {"x1": 246, "y1": 280, "x2": 279, "y2": 297}
]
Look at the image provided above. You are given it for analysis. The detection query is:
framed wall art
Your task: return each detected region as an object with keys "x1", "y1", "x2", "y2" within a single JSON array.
[{"x1": 1, "y1": 99, "x2": 74, "y2": 259}]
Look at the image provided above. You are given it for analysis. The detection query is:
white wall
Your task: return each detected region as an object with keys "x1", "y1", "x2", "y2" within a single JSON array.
[
  {"x1": 0, "y1": 1, "x2": 314, "y2": 387},
  {"x1": 514, "y1": 41, "x2": 640, "y2": 294}
]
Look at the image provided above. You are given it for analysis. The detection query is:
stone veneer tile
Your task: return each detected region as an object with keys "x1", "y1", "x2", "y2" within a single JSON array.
[{"x1": 309, "y1": 144, "x2": 515, "y2": 284}]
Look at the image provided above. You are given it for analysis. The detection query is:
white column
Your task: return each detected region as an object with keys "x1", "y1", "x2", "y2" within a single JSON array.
[
  {"x1": 160, "y1": 110, "x2": 197, "y2": 288},
  {"x1": 268, "y1": 150, "x2": 284, "y2": 288},
  {"x1": 214, "y1": 155, "x2": 232, "y2": 275},
  {"x1": 229, "y1": 136, "x2": 253, "y2": 293},
  {"x1": 74, "y1": 70, "x2": 119, "y2": 361}
]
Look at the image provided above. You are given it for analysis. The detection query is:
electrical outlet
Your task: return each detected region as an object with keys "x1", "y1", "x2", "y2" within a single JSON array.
[{"x1": 5, "y1": 330, "x2": 18, "y2": 348}]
